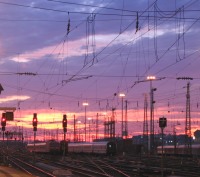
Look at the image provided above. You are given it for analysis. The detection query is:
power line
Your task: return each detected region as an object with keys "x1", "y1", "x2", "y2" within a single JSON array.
[
  {"x1": 48, "y1": 0, "x2": 135, "y2": 13},
  {"x1": 0, "y1": 1, "x2": 68, "y2": 13},
  {"x1": 48, "y1": 0, "x2": 200, "y2": 13},
  {"x1": 0, "y1": 1, "x2": 199, "y2": 20}
]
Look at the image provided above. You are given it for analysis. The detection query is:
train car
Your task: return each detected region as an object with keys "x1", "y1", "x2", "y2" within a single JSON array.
[
  {"x1": 93, "y1": 141, "x2": 116, "y2": 155},
  {"x1": 27, "y1": 140, "x2": 60, "y2": 154},
  {"x1": 68, "y1": 142, "x2": 93, "y2": 153},
  {"x1": 68, "y1": 141, "x2": 116, "y2": 155},
  {"x1": 157, "y1": 145, "x2": 175, "y2": 155},
  {"x1": 157, "y1": 144, "x2": 200, "y2": 156}
]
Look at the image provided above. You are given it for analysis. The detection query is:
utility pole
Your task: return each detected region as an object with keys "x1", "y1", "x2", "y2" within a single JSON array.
[
  {"x1": 111, "y1": 108, "x2": 115, "y2": 139},
  {"x1": 124, "y1": 100, "x2": 128, "y2": 139},
  {"x1": 177, "y1": 77, "x2": 193, "y2": 155},
  {"x1": 143, "y1": 94, "x2": 148, "y2": 153},
  {"x1": 88, "y1": 118, "x2": 92, "y2": 142},
  {"x1": 173, "y1": 125, "x2": 177, "y2": 155},
  {"x1": 74, "y1": 115, "x2": 76, "y2": 142},
  {"x1": 96, "y1": 113, "x2": 98, "y2": 140},
  {"x1": 119, "y1": 93, "x2": 125, "y2": 138},
  {"x1": 82, "y1": 102, "x2": 89, "y2": 142}
]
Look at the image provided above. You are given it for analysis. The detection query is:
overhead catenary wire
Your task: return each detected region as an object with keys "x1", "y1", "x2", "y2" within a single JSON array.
[
  {"x1": 0, "y1": 0, "x2": 199, "y2": 122},
  {"x1": 0, "y1": 1, "x2": 199, "y2": 20}
]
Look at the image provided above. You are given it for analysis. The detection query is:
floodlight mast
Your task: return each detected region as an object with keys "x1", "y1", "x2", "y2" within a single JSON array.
[
  {"x1": 132, "y1": 76, "x2": 165, "y2": 154},
  {"x1": 147, "y1": 76, "x2": 156, "y2": 154},
  {"x1": 82, "y1": 102, "x2": 89, "y2": 142},
  {"x1": 119, "y1": 93, "x2": 125, "y2": 138}
]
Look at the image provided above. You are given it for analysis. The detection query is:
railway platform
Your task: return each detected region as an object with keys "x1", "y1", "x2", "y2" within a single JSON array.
[{"x1": 0, "y1": 165, "x2": 32, "y2": 177}]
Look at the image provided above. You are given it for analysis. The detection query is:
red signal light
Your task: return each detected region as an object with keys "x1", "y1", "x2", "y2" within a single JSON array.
[
  {"x1": 1, "y1": 113, "x2": 6, "y2": 128},
  {"x1": 32, "y1": 113, "x2": 38, "y2": 128},
  {"x1": 62, "y1": 114, "x2": 67, "y2": 132}
]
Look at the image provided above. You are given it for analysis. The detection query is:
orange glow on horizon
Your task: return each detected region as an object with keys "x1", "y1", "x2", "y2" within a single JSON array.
[{"x1": 1, "y1": 104, "x2": 199, "y2": 142}]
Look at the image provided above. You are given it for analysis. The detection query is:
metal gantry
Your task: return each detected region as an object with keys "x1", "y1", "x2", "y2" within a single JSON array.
[
  {"x1": 176, "y1": 77, "x2": 193, "y2": 155},
  {"x1": 185, "y1": 82, "x2": 192, "y2": 154},
  {"x1": 104, "y1": 108, "x2": 115, "y2": 139}
]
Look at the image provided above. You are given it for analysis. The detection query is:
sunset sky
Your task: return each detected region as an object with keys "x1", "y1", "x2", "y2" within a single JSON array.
[{"x1": 0, "y1": 0, "x2": 200, "y2": 141}]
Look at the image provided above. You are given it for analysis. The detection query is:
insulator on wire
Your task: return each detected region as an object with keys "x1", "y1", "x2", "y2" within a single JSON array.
[
  {"x1": 67, "y1": 12, "x2": 70, "y2": 35},
  {"x1": 135, "y1": 11, "x2": 139, "y2": 34}
]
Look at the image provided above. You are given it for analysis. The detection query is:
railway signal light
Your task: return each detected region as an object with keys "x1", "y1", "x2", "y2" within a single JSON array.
[
  {"x1": 62, "y1": 114, "x2": 67, "y2": 132},
  {"x1": 32, "y1": 113, "x2": 38, "y2": 131},
  {"x1": 1, "y1": 113, "x2": 6, "y2": 131},
  {"x1": 159, "y1": 117, "x2": 167, "y2": 128},
  {"x1": 159, "y1": 116, "x2": 167, "y2": 176}
]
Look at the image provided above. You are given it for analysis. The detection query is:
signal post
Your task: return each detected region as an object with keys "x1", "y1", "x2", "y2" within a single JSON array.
[
  {"x1": 32, "y1": 113, "x2": 38, "y2": 162},
  {"x1": 1, "y1": 113, "x2": 6, "y2": 164},
  {"x1": 159, "y1": 117, "x2": 167, "y2": 177},
  {"x1": 62, "y1": 114, "x2": 67, "y2": 158},
  {"x1": 1, "y1": 113, "x2": 6, "y2": 143}
]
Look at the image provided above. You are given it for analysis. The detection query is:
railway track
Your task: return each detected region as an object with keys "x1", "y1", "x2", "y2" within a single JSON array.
[
  {"x1": 58, "y1": 155, "x2": 139, "y2": 177},
  {"x1": 8, "y1": 153, "x2": 112, "y2": 177},
  {"x1": 129, "y1": 154, "x2": 200, "y2": 177},
  {"x1": 43, "y1": 154, "x2": 199, "y2": 177},
  {"x1": 8, "y1": 157, "x2": 55, "y2": 177},
  {"x1": 162, "y1": 157, "x2": 200, "y2": 177},
  {"x1": 29, "y1": 154, "x2": 133, "y2": 177},
  {"x1": 93, "y1": 159, "x2": 133, "y2": 177},
  {"x1": 3, "y1": 144, "x2": 200, "y2": 177},
  {"x1": 52, "y1": 161, "x2": 110, "y2": 177}
]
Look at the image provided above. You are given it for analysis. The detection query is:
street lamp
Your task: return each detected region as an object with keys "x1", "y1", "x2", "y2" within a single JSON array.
[
  {"x1": 119, "y1": 93, "x2": 125, "y2": 138},
  {"x1": 82, "y1": 102, "x2": 89, "y2": 142},
  {"x1": 88, "y1": 117, "x2": 92, "y2": 142},
  {"x1": 73, "y1": 115, "x2": 76, "y2": 142},
  {"x1": 147, "y1": 76, "x2": 156, "y2": 154},
  {"x1": 147, "y1": 76, "x2": 156, "y2": 80},
  {"x1": 77, "y1": 121, "x2": 81, "y2": 142}
]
